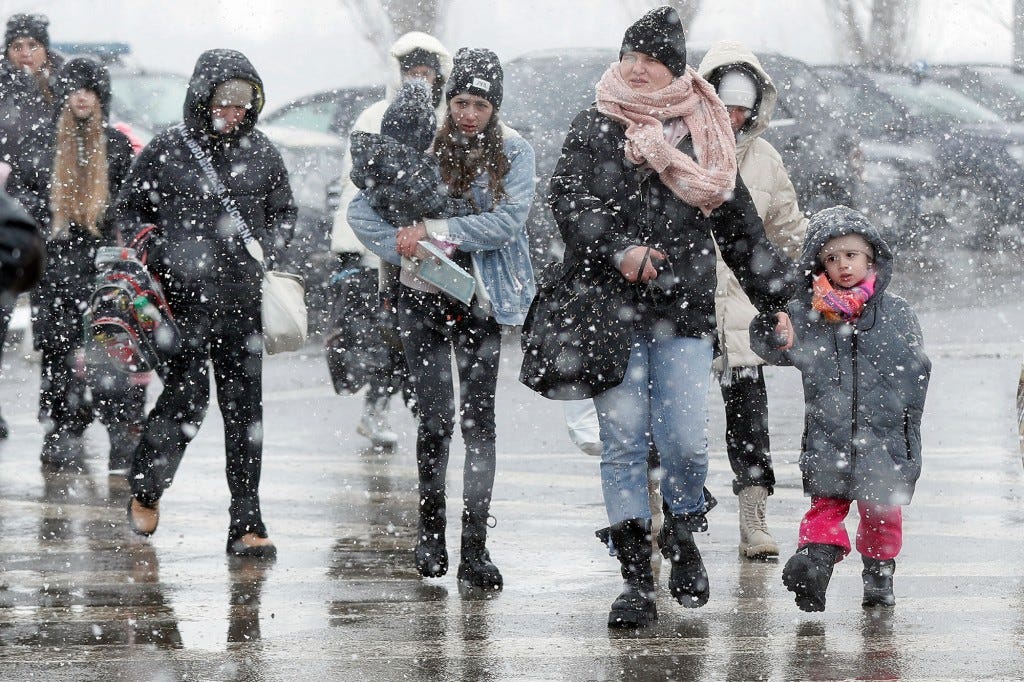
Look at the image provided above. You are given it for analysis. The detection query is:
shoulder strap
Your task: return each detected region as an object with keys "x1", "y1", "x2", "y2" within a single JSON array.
[{"x1": 173, "y1": 124, "x2": 265, "y2": 265}]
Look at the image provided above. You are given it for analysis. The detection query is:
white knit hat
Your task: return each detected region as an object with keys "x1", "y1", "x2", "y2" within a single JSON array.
[{"x1": 717, "y1": 69, "x2": 758, "y2": 110}]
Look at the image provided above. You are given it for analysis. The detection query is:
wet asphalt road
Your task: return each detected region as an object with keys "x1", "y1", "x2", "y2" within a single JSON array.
[{"x1": 0, "y1": 247, "x2": 1021, "y2": 680}]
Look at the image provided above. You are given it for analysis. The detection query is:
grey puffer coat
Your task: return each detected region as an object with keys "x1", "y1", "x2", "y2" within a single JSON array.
[{"x1": 751, "y1": 206, "x2": 930, "y2": 504}]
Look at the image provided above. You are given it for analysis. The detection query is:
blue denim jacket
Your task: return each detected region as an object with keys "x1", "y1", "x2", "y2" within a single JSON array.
[{"x1": 348, "y1": 124, "x2": 537, "y2": 325}]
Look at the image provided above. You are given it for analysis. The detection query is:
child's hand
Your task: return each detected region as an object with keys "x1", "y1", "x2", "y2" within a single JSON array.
[{"x1": 773, "y1": 312, "x2": 795, "y2": 350}]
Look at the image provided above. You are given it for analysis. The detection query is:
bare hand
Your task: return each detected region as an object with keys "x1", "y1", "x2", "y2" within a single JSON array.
[
  {"x1": 619, "y1": 246, "x2": 666, "y2": 283},
  {"x1": 774, "y1": 312, "x2": 795, "y2": 350},
  {"x1": 396, "y1": 222, "x2": 427, "y2": 258}
]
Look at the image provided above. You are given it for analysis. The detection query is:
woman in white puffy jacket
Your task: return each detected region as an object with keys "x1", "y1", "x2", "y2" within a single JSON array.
[{"x1": 698, "y1": 40, "x2": 807, "y2": 560}]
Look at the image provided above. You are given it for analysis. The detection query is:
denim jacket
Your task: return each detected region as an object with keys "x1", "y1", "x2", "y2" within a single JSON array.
[{"x1": 348, "y1": 123, "x2": 537, "y2": 325}]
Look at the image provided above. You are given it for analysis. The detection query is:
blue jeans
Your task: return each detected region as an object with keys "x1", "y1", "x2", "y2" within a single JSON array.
[{"x1": 594, "y1": 333, "x2": 713, "y2": 525}]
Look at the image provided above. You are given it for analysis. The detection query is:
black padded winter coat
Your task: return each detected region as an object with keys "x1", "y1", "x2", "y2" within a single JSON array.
[{"x1": 548, "y1": 106, "x2": 796, "y2": 343}]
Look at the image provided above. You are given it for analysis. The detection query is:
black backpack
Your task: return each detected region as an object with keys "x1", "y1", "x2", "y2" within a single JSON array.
[{"x1": 86, "y1": 228, "x2": 180, "y2": 373}]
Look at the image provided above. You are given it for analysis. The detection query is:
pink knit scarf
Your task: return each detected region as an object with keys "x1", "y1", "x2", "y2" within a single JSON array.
[{"x1": 596, "y1": 63, "x2": 737, "y2": 216}]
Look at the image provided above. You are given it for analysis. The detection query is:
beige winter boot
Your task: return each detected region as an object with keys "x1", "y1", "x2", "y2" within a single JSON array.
[
  {"x1": 737, "y1": 485, "x2": 779, "y2": 560},
  {"x1": 357, "y1": 396, "x2": 399, "y2": 447}
]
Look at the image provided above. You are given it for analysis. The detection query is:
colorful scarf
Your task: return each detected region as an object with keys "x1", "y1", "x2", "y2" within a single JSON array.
[
  {"x1": 595, "y1": 63, "x2": 737, "y2": 216},
  {"x1": 812, "y1": 272, "x2": 877, "y2": 322}
]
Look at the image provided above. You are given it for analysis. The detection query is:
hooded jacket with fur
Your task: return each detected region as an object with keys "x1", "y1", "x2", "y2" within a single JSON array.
[{"x1": 750, "y1": 206, "x2": 931, "y2": 504}]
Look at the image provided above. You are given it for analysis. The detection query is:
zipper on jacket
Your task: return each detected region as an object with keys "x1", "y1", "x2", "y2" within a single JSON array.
[{"x1": 851, "y1": 330, "x2": 859, "y2": 462}]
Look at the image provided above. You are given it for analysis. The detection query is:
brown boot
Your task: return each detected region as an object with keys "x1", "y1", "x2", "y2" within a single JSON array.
[
  {"x1": 127, "y1": 497, "x2": 159, "y2": 536},
  {"x1": 228, "y1": 533, "x2": 277, "y2": 560}
]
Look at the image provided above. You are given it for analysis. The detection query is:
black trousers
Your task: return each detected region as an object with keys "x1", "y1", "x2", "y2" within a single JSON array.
[
  {"x1": 130, "y1": 296, "x2": 267, "y2": 541},
  {"x1": 398, "y1": 288, "x2": 501, "y2": 518},
  {"x1": 720, "y1": 366, "x2": 775, "y2": 495}
]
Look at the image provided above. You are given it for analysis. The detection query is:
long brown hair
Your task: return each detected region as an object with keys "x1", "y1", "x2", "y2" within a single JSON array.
[
  {"x1": 433, "y1": 113, "x2": 510, "y2": 202},
  {"x1": 49, "y1": 99, "x2": 108, "y2": 238}
]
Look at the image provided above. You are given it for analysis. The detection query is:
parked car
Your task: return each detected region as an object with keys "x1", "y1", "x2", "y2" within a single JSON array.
[
  {"x1": 818, "y1": 64, "x2": 1024, "y2": 247},
  {"x1": 815, "y1": 65, "x2": 942, "y2": 248},
  {"x1": 501, "y1": 47, "x2": 862, "y2": 267},
  {"x1": 259, "y1": 125, "x2": 346, "y2": 334},
  {"x1": 926, "y1": 64, "x2": 1024, "y2": 123},
  {"x1": 261, "y1": 85, "x2": 385, "y2": 140}
]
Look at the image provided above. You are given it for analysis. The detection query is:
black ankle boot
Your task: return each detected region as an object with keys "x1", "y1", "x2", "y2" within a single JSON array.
[
  {"x1": 658, "y1": 510, "x2": 710, "y2": 608},
  {"x1": 606, "y1": 518, "x2": 657, "y2": 628},
  {"x1": 414, "y1": 495, "x2": 447, "y2": 578},
  {"x1": 862, "y1": 557, "x2": 896, "y2": 608},
  {"x1": 457, "y1": 510, "x2": 503, "y2": 591},
  {"x1": 782, "y1": 543, "x2": 844, "y2": 612}
]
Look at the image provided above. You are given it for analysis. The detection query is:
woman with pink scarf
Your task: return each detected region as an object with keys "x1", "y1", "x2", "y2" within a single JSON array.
[{"x1": 548, "y1": 6, "x2": 797, "y2": 628}]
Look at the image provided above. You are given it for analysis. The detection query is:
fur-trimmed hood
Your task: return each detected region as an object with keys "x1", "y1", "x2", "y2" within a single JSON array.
[{"x1": 697, "y1": 40, "x2": 778, "y2": 147}]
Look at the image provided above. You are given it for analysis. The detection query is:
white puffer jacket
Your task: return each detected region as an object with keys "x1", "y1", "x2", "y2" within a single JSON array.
[
  {"x1": 330, "y1": 32, "x2": 454, "y2": 262},
  {"x1": 698, "y1": 41, "x2": 808, "y2": 371}
]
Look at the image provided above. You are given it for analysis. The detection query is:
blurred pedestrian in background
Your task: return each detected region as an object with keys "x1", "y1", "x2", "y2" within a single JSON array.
[{"x1": 698, "y1": 40, "x2": 808, "y2": 561}]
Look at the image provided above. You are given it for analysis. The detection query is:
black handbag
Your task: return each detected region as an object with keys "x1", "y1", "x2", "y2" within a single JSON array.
[{"x1": 519, "y1": 261, "x2": 633, "y2": 400}]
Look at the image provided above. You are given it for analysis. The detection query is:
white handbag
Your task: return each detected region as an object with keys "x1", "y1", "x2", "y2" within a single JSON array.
[{"x1": 248, "y1": 240, "x2": 307, "y2": 354}]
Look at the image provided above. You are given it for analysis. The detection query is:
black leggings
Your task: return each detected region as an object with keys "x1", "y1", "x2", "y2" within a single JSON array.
[
  {"x1": 720, "y1": 366, "x2": 775, "y2": 495},
  {"x1": 398, "y1": 287, "x2": 501, "y2": 518}
]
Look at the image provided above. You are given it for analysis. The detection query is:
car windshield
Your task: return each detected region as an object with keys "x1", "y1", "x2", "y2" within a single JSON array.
[
  {"x1": 264, "y1": 100, "x2": 336, "y2": 134},
  {"x1": 502, "y1": 51, "x2": 615, "y2": 136},
  {"x1": 872, "y1": 74, "x2": 1002, "y2": 124},
  {"x1": 819, "y1": 70, "x2": 904, "y2": 137},
  {"x1": 976, "y1": 67, "x2": 1024, "y2": 99},
  {"x1": 110, "y1": 72, "x2": 188, "y2": 132}
]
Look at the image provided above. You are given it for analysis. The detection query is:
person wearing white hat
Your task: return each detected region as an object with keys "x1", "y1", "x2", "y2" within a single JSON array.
[{"x1": 698, "y1": 41, "x2": 808, "y2": 563}]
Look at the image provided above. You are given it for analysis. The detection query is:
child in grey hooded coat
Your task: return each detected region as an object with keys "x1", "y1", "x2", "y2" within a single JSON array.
[{"x1": 751, "y1": 205, "x2": 931, "y2": 612}]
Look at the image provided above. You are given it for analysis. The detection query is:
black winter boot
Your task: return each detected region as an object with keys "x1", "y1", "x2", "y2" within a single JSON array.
[
  {"x1": 658, "y1": 510, "x2": 710, "y2": 608},
  {"x1": 862, "y1": 557, "x2": 896, "y2": 608},
  {"x1": 782, "y1": 543, "x2": 844, "y2": 612},
  {"x1": 606, "y1": 518, "x2": 657, "y2": 628},
  {"x1": 414, "y1": 494, "x2": 448, "y2": 578},
  {"x1": 457, "y1": 510, "x2": 503, "y2": 591}
]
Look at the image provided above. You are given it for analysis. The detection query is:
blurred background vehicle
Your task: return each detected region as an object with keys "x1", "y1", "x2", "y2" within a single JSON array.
[
  {"x1": 926, "y1": 64, "x2": 1024, "y2": 123},
  {"x1": 501, "y1": 47, "x2": 862, "y2": 268},
  {"x1": 815, "y1": 65, "x2": 941, "y2": 250},
  {"x1": 261, "y1": 86, "x2": 386, "y2": 335},
  {"x1": 819, "y1": 64, "x2": 1024, "y2": 248},
  {"x1": 261, "y1": 85, "x2": 385, "y2": 139}
]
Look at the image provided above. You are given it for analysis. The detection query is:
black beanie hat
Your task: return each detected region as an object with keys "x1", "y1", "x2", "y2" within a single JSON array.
[
  {"x1": 382, "y1": 80, "x2": 437, "y2": 152},
  {"x1": 398, "y1": 48, "x2": 442, "y2": 77},
  {"x1": 5, "y1": 13, "x2": 49, "y2": 50},
  {"x1": 619, "y1": 6, "x2": 687, "y2": 77},
  {"x1": 56, "y1": 57, "x2": 111, "y2": 119},
  {"x1": 445, "y1": 47, "x2": 503, "y2": 109}
]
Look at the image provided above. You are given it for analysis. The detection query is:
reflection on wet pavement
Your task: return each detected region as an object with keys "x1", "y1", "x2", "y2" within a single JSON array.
[{"x1": 0, "y1": 244, "x2": 1017, "y2": 678}]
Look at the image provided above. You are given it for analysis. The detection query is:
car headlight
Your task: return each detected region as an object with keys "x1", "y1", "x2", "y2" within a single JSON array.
[{"x1": 1007, "y1": 144, "x2": 1024, "y2": 166}]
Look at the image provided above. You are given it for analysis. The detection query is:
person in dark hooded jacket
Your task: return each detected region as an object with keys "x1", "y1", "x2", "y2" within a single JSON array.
[
  {"x1": 25, "y1": 57, "x2": 138, "y2": 469},
  {"x1": 114, "y1": 49, "x2": 296, "y2": 560},
  {"x1": 751, "y1": 205, "x2": 931, "y2": 613}
]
